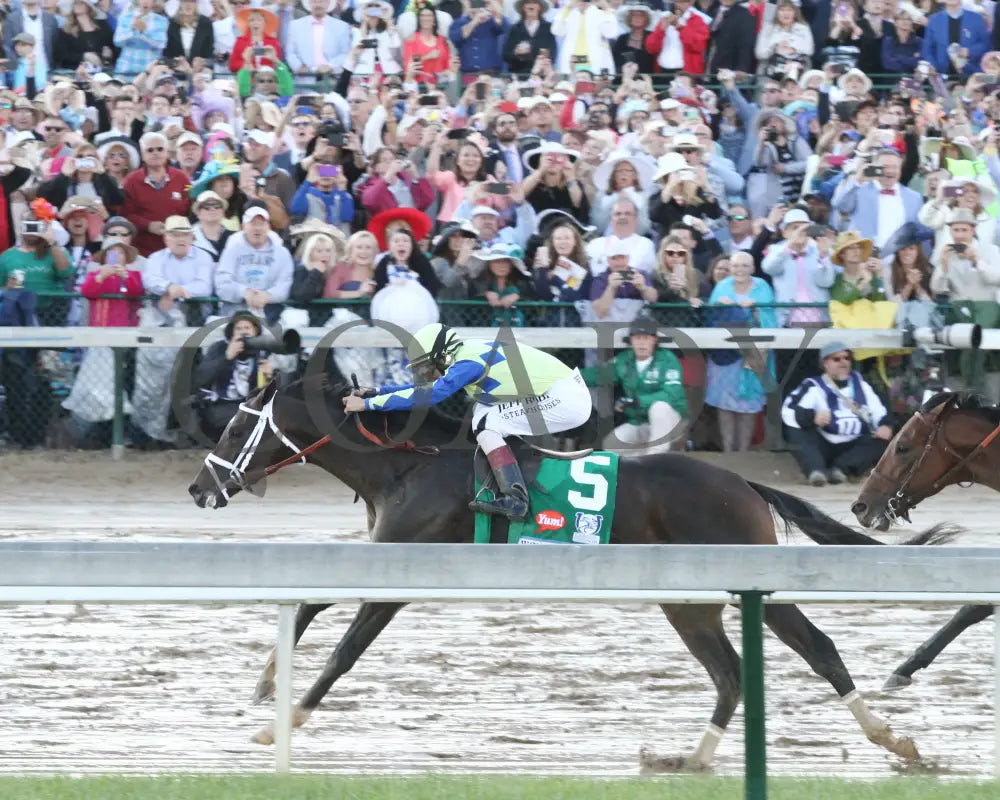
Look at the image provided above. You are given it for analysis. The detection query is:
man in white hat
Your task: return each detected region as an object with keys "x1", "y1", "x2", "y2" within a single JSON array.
[
  {"x1": 832, "y1": 147, "x2": 922, "y2": 250},
  {"x1": 462, "y1": 204, "x2": 535, "y2": 251},
  {"x1": 173, "y1": 131, "x2": 205, "y2": 180},
  {"x1": 143, "y1": 215, "x2": 215, "y2": 323},
  {"x1": 285, "y1": 0, "x2": 352, "y2": 76},
  {"x1": 761, "y1": 208, "x2": 835, "y2": 327},
  {"x1": 242, "y1": 129, "x2": 296, "y2": 210},
  {"x1": 930, "y1": 207, "x2": 1000, "y2": 392},
  {"x1": 589, "y1": 235, "x2": 658, "y2": 320},
  {"x1": 215, "y1": 203, "x2": 294, "y2": 316}
]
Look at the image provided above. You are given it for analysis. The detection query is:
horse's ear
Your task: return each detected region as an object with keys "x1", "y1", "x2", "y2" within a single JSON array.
[{"x1": 260, "y1": 373, "x2": 287, "y2": 404}]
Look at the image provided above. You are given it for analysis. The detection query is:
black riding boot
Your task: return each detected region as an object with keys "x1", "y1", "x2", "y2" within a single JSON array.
[{"x1": 470, "y1": 445, "x2": 529, "y2": 521}]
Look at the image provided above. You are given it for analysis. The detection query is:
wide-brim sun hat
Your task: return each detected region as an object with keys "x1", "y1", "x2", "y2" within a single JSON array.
[
  {"x1": 367, "y1": 208, "x2": 432, "y2": 251},
  {"x1": 432, "y1": 221, "x2": 479, "y2": 257},
  {"x1": 947, "y1": 207, "x2": 979, "y2": 226},
  {"x1": 592, "y1": 150, "x2": 656, "y2": 192},
  {"x1": 522, "y1": 141, "x2": 580, "y2": 172},
  {"x1": 192, "y1": 189, "x2": 229, "y2": 213},
  {"x1": 837, "y1": 68, "x2": 873, "y2": 95},
  {"x1": 757, "y1": 109, "x2": 796, "y2": 137},
  {"x1": 920, "y1": 137, "x2": 977, "y2": 162},
  {"x1": 616, "y1": 0, "x2": 656, "y2": 28},
  {"x1": 668, "y1": 132, "x2": 705, "y2": 153},
  {"x1": 534, "y1": 208, "x2": 598, "y2": 240},
  {"x1": 831, "y1": 230, "x2": 874, "y2": 266},
  {"x1": 651, "y1": 152, "x2": 688, "y2": 182},
  {"x1": 941, "y1": 177, "x2": 997, "y2": 207},
  {"x1": 468, "y1": 244, "x2": 530, "y2": 277},
  {"x1": 189, "y1": 157, "x2": 242, "y2": 199},
  {"x1": 235, "y1": 6, "x2": 280, "y2": 37},
  {"x1": 92, "y1": 237, "x2": 139, "y2": 265},
  {"x1": 515, "y1": 0, "x2": 550, "y2": 15},
  {"x1": 799, "y1": 69, "x2": 826, "y2": 89},
  {"x1": 289, "y1": 218, "x2": 348, "y2": 260}
]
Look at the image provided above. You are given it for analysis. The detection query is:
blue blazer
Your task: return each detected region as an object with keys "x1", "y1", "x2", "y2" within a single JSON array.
[
  {"x1": 921, "y1": 10, "x2": 989, "y2": 76},
  {"x1": 832, "y1": 179, "x2": 923, "y2": 242}
]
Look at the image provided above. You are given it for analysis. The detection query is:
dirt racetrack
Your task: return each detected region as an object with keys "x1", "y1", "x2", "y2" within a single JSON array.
[{"x1": 0, "y1": 450, "x2": 996, "y2": 777}]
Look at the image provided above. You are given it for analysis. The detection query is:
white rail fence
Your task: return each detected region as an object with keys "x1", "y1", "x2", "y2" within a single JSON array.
[{"x1": 2, "y1": 542, "x2": 1000, "y2": 788}]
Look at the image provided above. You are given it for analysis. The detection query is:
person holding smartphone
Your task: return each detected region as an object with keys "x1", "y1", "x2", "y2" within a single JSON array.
[
  {"x1": 289, "y1": 160, "x2": 355, "y2": 232},
  {"x1": 930, "y1": 209, "x2": 1000, "y2": 392},
  {"x1": 503, "y1": 0, "x2": 557, "y2": 75},
  {"x1": 449, "y1": 0, "x2": 508, "y2": 73},
  {"x1": 0, "y1": 215, "x2": 72, "y2": 323},
  {"x1": 402, "y1": 2, "x2": 453, "y2": 84},
  {"x1": 37, "y1": 144, "x2": 124, "y2": 214},
  {"x1": 80, "y1": 239, "x2": 144, "y2": 327}
]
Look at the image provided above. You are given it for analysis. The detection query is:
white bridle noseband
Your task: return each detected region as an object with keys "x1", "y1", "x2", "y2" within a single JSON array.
[{"x1": 203, "y1": 396, "x2": 304, "y2": 505}]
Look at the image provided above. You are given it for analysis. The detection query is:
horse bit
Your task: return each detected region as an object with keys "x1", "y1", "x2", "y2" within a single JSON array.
[
  {"x1": 876, "y1": 402, "x2": 1000, "y2": 523},
  {"x1": 203, "y1": 377, "x2": 437, "y2": 503}
]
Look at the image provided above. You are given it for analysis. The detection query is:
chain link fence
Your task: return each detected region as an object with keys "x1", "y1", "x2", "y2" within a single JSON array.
[{"x1": 0, "y1": 293, "x2": 972, "y2": 451}]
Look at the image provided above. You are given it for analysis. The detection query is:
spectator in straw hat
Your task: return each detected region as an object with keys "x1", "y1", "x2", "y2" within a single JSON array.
[
  {"x1": 230, "y1": 4, "x2": 283, "y2": 73},
  {"x1": 191, "y1": 190, "x2": 234, "y2": 262},
  {"x1": 143, "y1": 215, "x2": 215, "y2": 323},
  {"x1": 503, "y1": 0, "x2": 556, "y2": 75}
]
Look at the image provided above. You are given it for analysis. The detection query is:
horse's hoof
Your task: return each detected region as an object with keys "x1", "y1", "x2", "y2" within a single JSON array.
[
  {"x1": 251, "y1": 726, "x2": 275, "y2": 746},
  {"x1": 251, "y1": 678, "x2": 276, "y2": 706},
  {"x1": 894, "y1": 736, "x2": 921, "y2": 763},
  {"x1": 639, "y1": 748, "x2": 709, "y2": 775},
  {"x1": 882, "y1": 673, "x2": 913, "y2": 691}
]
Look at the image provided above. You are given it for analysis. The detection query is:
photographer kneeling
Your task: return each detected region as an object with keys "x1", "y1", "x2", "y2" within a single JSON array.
[{"x1": 192, "y1": 312, "x2": 293, "y2": 441}]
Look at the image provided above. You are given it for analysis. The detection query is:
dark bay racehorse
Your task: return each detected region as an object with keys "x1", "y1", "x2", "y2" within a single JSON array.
[
  {"x1": 188, "y1": 374, "x2": 952, "y2": 768},
  {"x1": 853, "y1": 391, "x2": 1000, "y2": 689}
]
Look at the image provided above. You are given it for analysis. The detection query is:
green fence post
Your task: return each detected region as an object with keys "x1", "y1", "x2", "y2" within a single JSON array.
[
  {"x1": 112, "y1": 348, "x2": 125, "y2": 462},
  {"x1": 740, "y1": 591, "x2": 767, "y2": 800}
]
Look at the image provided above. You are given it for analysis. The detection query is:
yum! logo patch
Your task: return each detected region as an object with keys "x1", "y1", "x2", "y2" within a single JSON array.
[{"x1": 535, "y1": 510, "x2": 566, "y2": 534}]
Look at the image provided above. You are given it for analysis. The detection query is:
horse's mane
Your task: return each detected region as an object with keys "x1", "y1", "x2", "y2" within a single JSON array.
[{"x1": 920, "y1": 391, "x2": 1000, "y2": 421}]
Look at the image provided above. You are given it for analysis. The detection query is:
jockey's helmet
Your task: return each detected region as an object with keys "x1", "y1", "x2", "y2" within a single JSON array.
[{"x1": 409, "y1": 323, "x2": 462, "y2": 378}]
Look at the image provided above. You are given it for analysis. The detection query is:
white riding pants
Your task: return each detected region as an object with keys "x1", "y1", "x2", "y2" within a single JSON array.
[
  {"x1": 603, "y1": 401, "x2": 684, "y2": 454},
  {"x1": 472, "y1": 369, "x2": 593, "y2": 439}
]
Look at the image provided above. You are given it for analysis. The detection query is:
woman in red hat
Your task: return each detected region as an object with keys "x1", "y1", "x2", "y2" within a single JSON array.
[{"x1": 229, "y1": 7, "x2": 283, "y2": 74}]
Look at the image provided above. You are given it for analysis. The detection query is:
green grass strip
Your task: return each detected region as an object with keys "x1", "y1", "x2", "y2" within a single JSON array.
[{"x1": 2, "y1": 775, "x2": 999, "y2": 800}]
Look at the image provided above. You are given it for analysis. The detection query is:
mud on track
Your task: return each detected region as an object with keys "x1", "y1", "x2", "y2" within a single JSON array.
[{"x1": 0, "y1": 451, "x2": 995, "y2": 777}]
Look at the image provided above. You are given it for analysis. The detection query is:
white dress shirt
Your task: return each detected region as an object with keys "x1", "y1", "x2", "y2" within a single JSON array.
[{"x1": 875, "y1": 183, "x2": 905, "y2": 250}]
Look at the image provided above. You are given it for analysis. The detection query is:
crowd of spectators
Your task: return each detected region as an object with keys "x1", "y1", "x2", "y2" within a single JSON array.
[{"x1": 1, "y1": 0, "x2": 1000, "y2": 460}]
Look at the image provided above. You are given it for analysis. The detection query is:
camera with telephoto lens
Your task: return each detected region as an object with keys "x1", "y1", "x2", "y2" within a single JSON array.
[
  {"x1": 766, "y1": 128, "x2": 780, "y2": 143},
  {"x1": 903, "y1": 323, "x2": 982, "y2": 351},
  {"x1": 240, "y1": 329, "x2": 302, "y2": 357}
]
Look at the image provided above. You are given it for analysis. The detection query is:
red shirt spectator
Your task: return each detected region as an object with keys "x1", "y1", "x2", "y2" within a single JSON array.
[
  {"x1": 122, "y1": 133, "x2": 193, "y2": 256},
  {"x1": 229, "y1": 7, "x2": 283, "y2": 74},
  {"x1": 81, "y1": 241, "x2": 144, "y2": 327}
]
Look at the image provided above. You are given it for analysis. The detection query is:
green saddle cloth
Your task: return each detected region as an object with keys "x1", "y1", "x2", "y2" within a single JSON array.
[{"x1": 474, "y1": 452, "x2": 620, "y2": 545}]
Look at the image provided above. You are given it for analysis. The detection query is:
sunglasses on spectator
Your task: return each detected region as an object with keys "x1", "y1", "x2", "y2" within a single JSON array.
[
  {"x1": 45, "y1": 126, "x2": 66, "y2": 132},
  {"x1": 348, "y1": 98, "x2": 367, "y2": 104},
  {"x1": 676, "y1": 148, "x2": 699, "y2": 155},
  {"x1": 729, "y1": 214, "x2": 748, "y2": 221},
  {"x1": 107, "y1": 230, "x2": 132, "y2": 238},
  {"x1": 199, "y1": 202, "x2": 223, "y2": 210},
  {"x1": 664, "y1": 249, "x2": 687, "y2": 257},
  {"x1": 144, "y1": 147, "x2": 166, "y2": 152}
]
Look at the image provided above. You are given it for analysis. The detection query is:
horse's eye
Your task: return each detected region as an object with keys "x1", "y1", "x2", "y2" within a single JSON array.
[{"x1": 895, "y1": 442, "x2": 911, "y2": 456}]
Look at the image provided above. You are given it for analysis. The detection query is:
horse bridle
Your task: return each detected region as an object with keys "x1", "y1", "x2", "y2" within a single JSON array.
[
  {"x1": 203, "y1": 386, "x2": 438, "y2": 503},
  {"x1": 874, "y1": 402, "x2": 1000, "y2": 522}
]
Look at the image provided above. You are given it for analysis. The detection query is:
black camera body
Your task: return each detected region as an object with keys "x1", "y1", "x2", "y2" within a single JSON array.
[{"x1": 766, "y1": 128, "x2": 780, "y2": 143}]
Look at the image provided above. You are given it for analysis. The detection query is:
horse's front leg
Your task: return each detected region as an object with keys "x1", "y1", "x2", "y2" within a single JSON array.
[
  {"x1": 252, "y1": 601, "x2": 405, "y2": 744},
  {"x1": 251, "y1": 602, "x2": 334, "y2": 705},
  {"x1": 884, "y1": 604, "x2": 993, "y2": 690}
]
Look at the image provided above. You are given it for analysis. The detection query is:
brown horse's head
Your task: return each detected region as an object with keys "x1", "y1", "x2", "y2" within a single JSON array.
[{"x1": 852, "y1": 392, "x2": 997, "y2": 530}]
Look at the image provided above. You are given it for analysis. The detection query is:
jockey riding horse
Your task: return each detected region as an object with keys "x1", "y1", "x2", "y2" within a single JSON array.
[{"x1": 342, "y1": 322, "x2": 593, "y2": 520}]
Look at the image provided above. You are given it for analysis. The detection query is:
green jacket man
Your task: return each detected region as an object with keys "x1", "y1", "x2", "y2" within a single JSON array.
[{"x1": 581, "y1": 316, "x2": 687, "y2": 454}]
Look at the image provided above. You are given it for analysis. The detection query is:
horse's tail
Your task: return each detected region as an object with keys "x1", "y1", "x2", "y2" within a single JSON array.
[{"x1": 747, "y1": 481, "x2": 961, "y2": 547}]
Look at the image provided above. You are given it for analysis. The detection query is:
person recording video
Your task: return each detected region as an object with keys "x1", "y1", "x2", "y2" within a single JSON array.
[{"x1": 191, "y1": 311, "x2": 292, "y2": 439}]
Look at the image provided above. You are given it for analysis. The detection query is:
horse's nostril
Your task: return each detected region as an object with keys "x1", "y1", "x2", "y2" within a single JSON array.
[{"x1": 851, "y1": 502, "x2": 867, "y2": 515}]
